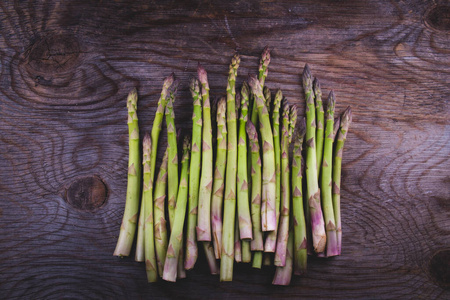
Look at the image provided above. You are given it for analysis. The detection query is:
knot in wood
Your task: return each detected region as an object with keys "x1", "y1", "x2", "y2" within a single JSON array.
[
  {"x1": 424, "y1": 5, "x2": 450, "y2": 31},
  {"x1": 428, "y1": 250, "x2": 450, "y2": 289},
  {"x1": 26, "y1": 35, "x2": 80, "y2": 74},
  {"x1": 65, "y1": 175, "x2": 107, "y2": 211}
]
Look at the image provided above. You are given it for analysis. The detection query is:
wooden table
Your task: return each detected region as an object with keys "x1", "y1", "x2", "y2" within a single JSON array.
[{"x1": 1, "y1": 0, "x2": 448, "y2": 298}]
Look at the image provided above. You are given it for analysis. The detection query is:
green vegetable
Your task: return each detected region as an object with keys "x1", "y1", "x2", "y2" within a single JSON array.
[
  {"x1": 162, "y1": 136, "x2": 190, "y2": 282},
  {"x1": 185, "y1": 77, "x2": 202, "y2": 270},
  {"x1": 333, "y1": 106, "x2": 352, "y2": 255},
  {"x1": 221, "y1": 54, "x2": 240, "y2": 281},
  {"x1": 142, "y1": 134, "x2": 157, "y2": 282},
  {"x1": 113, "y1": 88, "x2": 141, "y2": 257}
]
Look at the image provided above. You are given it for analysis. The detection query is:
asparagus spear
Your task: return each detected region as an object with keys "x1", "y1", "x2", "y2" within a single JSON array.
[
  {"x1": 250, "y1": 47, "x2": 271, "y2": 130},
  {"x1": 274, "y1": 100, "x2": 291, "y2": 267},
  {"x1": 321, "y1": 91, "x2": 340, "y2": 257},
  {"x1": 242, "y1": 240, "x2": 252, "y2": 263},
  {"x1": 114, "y1": 88, "x2": 141, "y2": 257},
  {"x1": 333, "y1": 106, "x2": 352, "y2": 255},
  {"x1": 197, "y1": 64, "x2": 214, "y2": 242},
  {"x1": 234, "y1": 215, "x2": 242, "y2": 263},
  {"x1": 264, "y1": 89, "x2": 283, "y2": 252},
  {"x1": 263, "y1": 86, "x2": 272, "y2": 115},
  {"x1": 272, "y1": 228, "x2": 294, "y2": 286},
  {"x1": 292, "y1": 118, "x2": 307, "y2": 275},
  {"x1": 142, "y1": 134, "x2": 157, "y2": 282},
  {"x1": 220, "y1": 54, "x2": 240, "y2": 281},
  {"x1": 154, "y1": 148, "x2": 169, "y2": 276},
  {"x1": 248, "y1": 75, "x2": 276, "y2": 232},
  {"x1": 201, "y1": 242, "x2": 220, "y2": 275},
  {"x1": 165, "y1": 87, "x2": 179, "y2": 228},
  {"x1": 247, "y1": 120, "x2": 264, "y2": 251},
  {"x1": 136, "y1": 74, "x2": 175, "y2": 261},
  {"x1": 314, "y1": 78, "x2": 325, "y2": 179},
  {"x1": 258, "y1": 46, "x2": 271, "y2": 87},
  {"x1": 302, "y1": 64, "x2": 326, "y2": 253},
  {"x1": 211, "y1": 97, "x2": 227, "y2": 259},
  {"x1": 289, "y1": 105, "x2": 297, "y2": 144},
  {"x1": 252, "y1": 251, "x2": 263, "y2": 269},
  {"x1": 237, "y1": 82, "x2": 252, "y2": 240},
  {"x1": 248, "y1": 48, "x2": 269, "y2": 216},
  {"x1": 162, "y1": 136, "x2": 190, "y2": 282},
  {"x1": 185, "y1": 78, "x2": 202, "y2": 270}
]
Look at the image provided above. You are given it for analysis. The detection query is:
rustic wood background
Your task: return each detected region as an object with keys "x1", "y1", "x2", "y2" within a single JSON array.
[{"x1": 0, "y1": 0, "x2": 449, "y2": 298}]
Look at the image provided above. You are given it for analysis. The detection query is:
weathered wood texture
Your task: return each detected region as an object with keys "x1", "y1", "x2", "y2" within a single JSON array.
[{"x1": 0, "y1": 0, "x2": 449, "y2": 298}]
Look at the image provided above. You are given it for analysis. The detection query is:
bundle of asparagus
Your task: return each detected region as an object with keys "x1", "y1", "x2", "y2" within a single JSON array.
[{"x1": 113, "y1": 48, "x2": 352, "y2": 286}]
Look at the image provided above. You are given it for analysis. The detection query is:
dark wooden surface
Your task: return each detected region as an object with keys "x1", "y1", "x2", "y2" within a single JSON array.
[{"x1": 1, "y1": 0, "x2": 449, "y2": 299}]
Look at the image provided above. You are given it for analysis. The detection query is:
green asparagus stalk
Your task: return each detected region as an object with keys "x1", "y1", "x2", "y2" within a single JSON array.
[
  {"x1": 237, "y1": 82, "x2": 252, "y2": 240},
  {"x1": 258, "y1": 46, "x2": 271, "y2": 87},
  {"x1": 272, "y1": 228, "x2": 294, "y2": 286},
  {"x1": 220, "y1": 54, "x2": 240, "y2": 281},
  {"x1": 153, "y1": 147, "x2": 169, "y2": 276},
  {"x1": 274, "y1": 100, "x2": 291, "y2": 267},
  {"x1": 302, "y1": 64, "x2": 326, "y2": 253},
  {"x1": 263, "y1": 86, "x2": 272, "y2": 115},
  {"x1": 211, "y1": 97, "x2": 227, "y2": 259},
  {"x1": 247, "y1": 120, "x2": 264, "y2": 251},
  {"x1": 333, "y1": 106, "x2": 352, "y2": 255},
  {"x1": 136, "y1": 74, "x2": 174, "y2": 261},
  {"x1": 142, "y1": 134, "x2": 158, "y2": 282},
  {"x1": 264, "y1": 89, "x2": 283, "y2": 252},
  {"x1": 292, "y1": 118, "x2": 307, "y2": 275},
  {"x1": 250, "y1": 47, "x2": 271, "y2": 130},
  {"x1": 321, "y1": 91, "x2": 340, "y2": 257},
  {"x1": 165, "y1": 86, "x2": 179, "y2": 229},
  {"x1": 248, "y1": 75, "x2": 276, "y2": 232},
  {"x1": 197, "y1": 64, "x2": 214, "y2": 242},
  {"x1": 114, "y1": 88, "x2": 141, "y2": 257},
  {"x1": 252, "y1": 251, "x2": 263, "y2": 269},
  {"x1": 242, "y1": 240, "x2": 252, "y2": 263},
  {"x1": 202, "y1": 242, "x2": 220, "y2": 274},
  {"x1": 289, "y1": 105, "x2": 297, "y2": 144},
  {"x1": 237, "y1": 93, "x2": 250, "y2": 261},
  {"x1": 185, "y1": 78, "x2": 202, "y2": 270},
  {"x1": 234, "y1": 215, "x2": 242, "y2": 263},
  {"x1": 162, "y1": 136, "x2": 190, "y2": 282},
  {"x1": 314, "y1": 78, "x2": 324, "y2": 178}
]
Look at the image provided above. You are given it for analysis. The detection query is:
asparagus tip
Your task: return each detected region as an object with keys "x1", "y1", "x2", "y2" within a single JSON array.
[
  {"x1": 232, "y1": 53, "x2": 241, "y2": 66},
  {"x1": 333, "y1": 117, "x2": 341, "y2": 137},
  {"x1": 241, "y1": 81, "x2": 250, "y2": 99},
  {"x1": 197, "y1": 63, "x2": 208, "y2": 84},
  {"x1": 261, "y1": 46, "x2": 271, "y2": 62},
  {"x1": 143, "y1": 132, "x2": 151, "y2": 150},
  {"x1": 298, "y1": 117, "x2": 306, "y2": 139},
  {"x1": 127, "y1": 88, "x2": 138, "y2": 105},
  {"x1": 344, "y1": 106, "x2": 352, "y2": 122},
  {"x1": 247, "y1": 74, "x2": 259, "y2": 90},
  {"x1": 302, "y1": 64, "x2": 312, "y2": 90},
  {"x1": 165, "y1": 73, "x2": 175, "y2": 86},
  {"x1": 327, "y1": 91, "x2": 336, "y2": 112}
]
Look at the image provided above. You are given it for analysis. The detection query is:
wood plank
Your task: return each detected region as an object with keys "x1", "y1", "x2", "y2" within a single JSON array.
[{"x1": 0, "y1": 0, "x2": 448, "y2": 298}]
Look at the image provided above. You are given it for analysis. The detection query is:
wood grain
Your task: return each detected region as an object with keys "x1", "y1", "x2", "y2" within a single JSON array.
[{"x1": 0, "y1": 0, "x2": 449, "y2": 298}]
